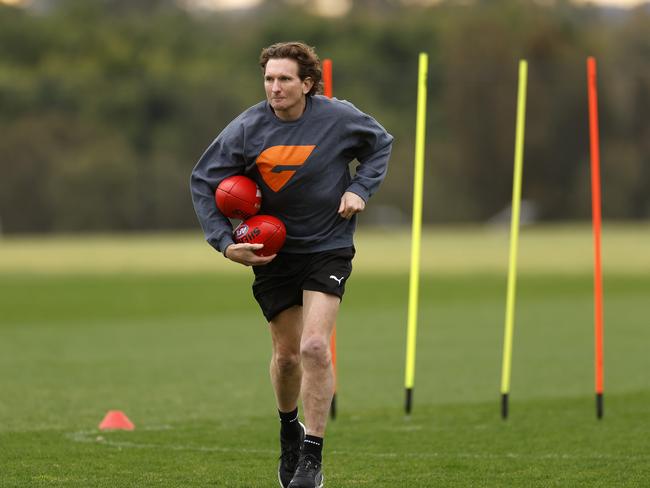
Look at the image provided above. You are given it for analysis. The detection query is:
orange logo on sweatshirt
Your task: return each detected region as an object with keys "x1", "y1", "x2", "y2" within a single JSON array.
[{"x1": 256, "y1": 145, "x2": 316, "y2": 192}]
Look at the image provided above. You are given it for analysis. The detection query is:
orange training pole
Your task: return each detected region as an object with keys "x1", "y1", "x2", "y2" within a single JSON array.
[
  {"x1": 323, "y1": 58, "x2": 337, "y2": 419},
  {"x1": 323, "y1": 58, "x2": 333, "y2": 98},
  {"x1": 587, "y1": 56, "x2": 604, "y2": 419}
]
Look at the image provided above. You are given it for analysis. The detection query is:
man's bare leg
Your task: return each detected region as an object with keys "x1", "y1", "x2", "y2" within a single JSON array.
[
  {"x1": 271, "y1": 305, "x2": 306, "y2": 488},
  {"x1": 286, "y1": 291, "x2": 337, "y2": 487},
  {"x1": 269, "y1": 305, "x2": 303, "y2": 412},
  {"x1": 300, "y1": 291, "x2": 339, "y2": 437}
]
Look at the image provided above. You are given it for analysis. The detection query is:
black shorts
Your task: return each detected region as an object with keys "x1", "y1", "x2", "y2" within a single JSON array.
[{"x1": 251, "y1": 246, "x2": 355, "y2": 322}]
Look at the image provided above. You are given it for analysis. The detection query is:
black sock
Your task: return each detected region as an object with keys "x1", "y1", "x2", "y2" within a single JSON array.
[
  {"x1": 302, "y1": 435, "x2": 323, "y2": 462},
  {"x1": 278, "y1": 407, "x2": 301, "y2": 439}
]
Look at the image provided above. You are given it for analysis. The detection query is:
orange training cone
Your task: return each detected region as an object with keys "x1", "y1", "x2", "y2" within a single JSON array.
[{"x1": 99, "y1": 410, "x2": 135, "y2": 431}]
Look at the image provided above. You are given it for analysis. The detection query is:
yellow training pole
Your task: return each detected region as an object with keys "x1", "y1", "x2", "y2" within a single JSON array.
[
  {"x1": 500, "y1": 60, "x2": 528, "y2": 420},
  {"x1": 404, "y1": 52, "x2": 428, "y2": 415}
]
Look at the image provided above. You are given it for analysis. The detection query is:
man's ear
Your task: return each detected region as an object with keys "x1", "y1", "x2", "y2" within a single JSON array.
[{"x1": 303, "y1": 77, "x2": 314, "y2": 94}]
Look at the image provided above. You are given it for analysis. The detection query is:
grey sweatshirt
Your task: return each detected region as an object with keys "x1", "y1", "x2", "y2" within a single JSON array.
[{"x1": 190, "y1": 95, "x2": 393, "y2": 254}]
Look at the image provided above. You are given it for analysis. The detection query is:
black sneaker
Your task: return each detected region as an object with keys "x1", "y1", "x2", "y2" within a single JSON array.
[
  {"x1": 287, "y1": 454, "x2": 324, "y2": 488},
  {"x1": 278, "y1": 422, "x2": 306, "y2": 488}
]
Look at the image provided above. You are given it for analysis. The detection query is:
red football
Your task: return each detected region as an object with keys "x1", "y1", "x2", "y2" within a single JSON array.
[
  {"x1": 215, "y1": 175, "x2": 262, "y2": 220},
  {"x1": 233, "y1": 215, "x2": 286, "y2": 256}
]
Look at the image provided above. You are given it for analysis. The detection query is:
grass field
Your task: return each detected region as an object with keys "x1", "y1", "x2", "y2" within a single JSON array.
[{"x1": 1, "y1": 225, "x2": 649, "y2": 487}]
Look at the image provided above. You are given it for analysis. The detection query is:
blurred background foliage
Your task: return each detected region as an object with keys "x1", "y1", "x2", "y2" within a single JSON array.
[{"x1": 0, "y1": 0, "x2": 648, "y2": 233}]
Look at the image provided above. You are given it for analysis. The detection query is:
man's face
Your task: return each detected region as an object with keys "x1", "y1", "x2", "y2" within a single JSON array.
[{"x1": 264, "y1": 58, "x2": 313, "y2": 121}]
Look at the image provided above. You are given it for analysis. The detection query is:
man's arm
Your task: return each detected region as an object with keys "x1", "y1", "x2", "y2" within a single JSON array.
[
  {"x1": 190, "y1": 120, "x2": 246, "y2": 256},
  {"x1": 341, "y1": 109, "x2": 393, "y2": 204}
]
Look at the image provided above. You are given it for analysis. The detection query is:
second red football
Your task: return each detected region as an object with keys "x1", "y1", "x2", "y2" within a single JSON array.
[{"x1": 233, "y1": 215, "x2": 286, "y2": 256}]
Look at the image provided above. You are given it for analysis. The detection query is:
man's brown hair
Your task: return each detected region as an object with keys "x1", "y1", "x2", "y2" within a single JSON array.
[{"x1": 259, "y1": 42, "x2": 323, "y2": 96}]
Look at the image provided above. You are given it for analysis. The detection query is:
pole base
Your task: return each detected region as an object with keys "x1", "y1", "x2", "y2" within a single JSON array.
[
  {"x1": 596, "y1": 392, "x2": 603, "y2": 419},
  {"x1": 405, "y1": 388, "x2": 413, "y2": 415},
  {"x1": 501, "y1": 393, "x2": 509, "y2": 420},
  {"x1": 330, "y1": 393, "x2": 337, "y2": 420}
]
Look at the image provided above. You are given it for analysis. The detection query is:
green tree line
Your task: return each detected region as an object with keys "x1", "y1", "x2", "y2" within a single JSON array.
[{"x1": 0, "y1": 0, "x2": 648, "y2": 233}]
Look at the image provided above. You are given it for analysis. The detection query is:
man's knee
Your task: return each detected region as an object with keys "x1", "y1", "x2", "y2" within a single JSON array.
[
  {"x1": 273, "y1": 350, "x2": 301, "y2": 374},
  {"x1": 300, "y1": 336, "x2": 331, "y2": 367}
]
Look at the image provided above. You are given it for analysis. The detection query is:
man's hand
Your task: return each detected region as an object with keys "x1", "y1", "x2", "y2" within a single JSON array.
[
  {"x1": 225, "y1": 243, "x2": 276, "y2": 266},
  {"x1": 338, "y1": 191, "x2": 366, "y2": 220}
]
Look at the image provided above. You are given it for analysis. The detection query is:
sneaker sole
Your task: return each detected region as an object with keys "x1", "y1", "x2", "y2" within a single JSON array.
[
  {"x1": 278, "y1": 422, "x2": 307, "y2": 488},
  {"x1": 290, "y1": 473, "x2": 324, "y2": 488},
  {"x1": 286, "y1": 474, "x2": 324, "y2": 488}
]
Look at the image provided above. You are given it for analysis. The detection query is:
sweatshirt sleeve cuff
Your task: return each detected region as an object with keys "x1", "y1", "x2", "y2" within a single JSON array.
[
  {"x1": 345, "y1": 182, "x2": 370, "y2": 203},
  {"x1": 208, "y1": 233, "x2": 236, "y2": 257}
]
